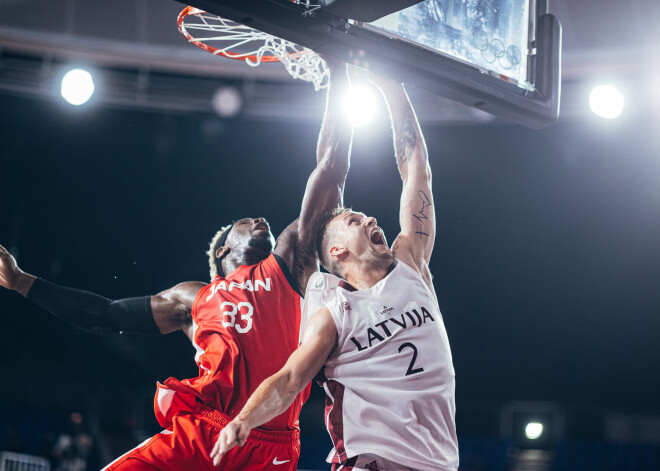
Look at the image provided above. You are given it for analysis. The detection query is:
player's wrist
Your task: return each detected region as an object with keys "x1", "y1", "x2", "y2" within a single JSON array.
[
  {"x1": 232, "y1": 416, "x2": 252, "y2": 431},
  {"x1": 15, "y1": 272, "x2": 36, "y2": 297}
]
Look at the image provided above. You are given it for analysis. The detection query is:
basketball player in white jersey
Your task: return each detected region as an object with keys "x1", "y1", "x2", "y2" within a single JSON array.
[{"x1": 210, "y1": 75, "x2": 459, "y2": 471}]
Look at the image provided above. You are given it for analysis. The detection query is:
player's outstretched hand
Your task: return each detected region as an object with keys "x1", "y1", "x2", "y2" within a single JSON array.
[
  {"x1": 0, "y1": 244, "x2": 35, "y2": 295},
  {"x1": 210, "y1": 420, "x2": 251, "y2": 466},
  {"x1": 0, "y1": 244, "x2": 22, "y2": 290}
]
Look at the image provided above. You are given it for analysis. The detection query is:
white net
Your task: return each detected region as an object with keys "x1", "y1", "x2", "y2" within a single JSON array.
[{"x1": 179, "y1": 8, "x2": 329, "y2": 90}]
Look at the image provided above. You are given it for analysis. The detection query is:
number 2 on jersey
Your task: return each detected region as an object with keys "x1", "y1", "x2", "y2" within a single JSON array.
[
  {"x1": 398, "y1": 342, "x2": 424, "y2": 376},
  {"x1": 220, "y1": 301, "x2": 254, "y2": 333}
]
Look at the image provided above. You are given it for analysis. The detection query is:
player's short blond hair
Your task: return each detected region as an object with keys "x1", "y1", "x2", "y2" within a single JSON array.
[
  {"x1": 316, "y1": 206, "x2": 350, "y2": 278},
  {"x1": 207, "y1": 224, "x2": 233, "y2": 279}
]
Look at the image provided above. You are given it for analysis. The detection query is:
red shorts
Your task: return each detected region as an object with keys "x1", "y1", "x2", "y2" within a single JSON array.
[{"x1": 102, "y1": 404, "x2": 300, "y2": 471}]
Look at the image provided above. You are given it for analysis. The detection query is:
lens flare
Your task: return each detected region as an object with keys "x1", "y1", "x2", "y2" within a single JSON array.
[
  {"x1": 61, "y1": 69, "x2": 95, "y2": 106},
  {"x1": 525, "y1": 422, "x2": 543, "y2": 440},
  {"x1": 589, "y1": 84, "x2": 624, "y2": 119},
  {"x1": 343, "y1": 85, "x2": 378, "y2": 126}
]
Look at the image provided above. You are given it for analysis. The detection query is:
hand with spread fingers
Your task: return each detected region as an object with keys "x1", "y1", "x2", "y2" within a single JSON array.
[
  {"x1": 0, "y1": 244, "x2": 35, "y2": 296},
  {"x1": 210, "y1": 420, "x2": 251, "y2": 466}
]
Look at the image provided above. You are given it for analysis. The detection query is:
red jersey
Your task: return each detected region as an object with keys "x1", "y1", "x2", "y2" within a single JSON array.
[{"x1": 154, "y1": 254, "x2": 309, "y2": 432}]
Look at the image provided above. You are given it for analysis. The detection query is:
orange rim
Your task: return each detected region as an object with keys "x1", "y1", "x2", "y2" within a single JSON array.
[{"x1": 177, "y1": 6, "x2": 285, "y2": 63}]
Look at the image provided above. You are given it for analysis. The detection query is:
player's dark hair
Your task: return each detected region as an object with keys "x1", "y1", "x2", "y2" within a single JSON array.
[{"x1": 316, "y1": 206, "x2": 350, "y2": 273}]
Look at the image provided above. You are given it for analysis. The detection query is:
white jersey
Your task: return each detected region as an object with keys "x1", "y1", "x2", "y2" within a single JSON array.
[{"x1": 302, "y1": 260, "x2": 459, "y2": 471}]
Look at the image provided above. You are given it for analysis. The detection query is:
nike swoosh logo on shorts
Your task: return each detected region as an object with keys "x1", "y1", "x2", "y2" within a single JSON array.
[{"x1": 272, "y1": 458, "x2": 290, "y2": 465}]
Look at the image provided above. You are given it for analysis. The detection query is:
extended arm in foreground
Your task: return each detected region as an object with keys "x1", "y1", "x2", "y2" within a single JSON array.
[
  {"x1": 0, "y1": 244, "x2": 201, "y2": 338},
  {"x1": 210, "y1": 307, "x2": 337, "y2": 465}
]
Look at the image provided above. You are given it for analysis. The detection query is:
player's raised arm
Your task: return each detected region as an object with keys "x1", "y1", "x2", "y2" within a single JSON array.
[
  {"x1": 372, "y1": 77, "x2": 435, "y2": 271},
  {"x1": 210, "y1": 307, "x2": 337, "y2": 465},
  {"x1": 274, "y1": 58, "x2": 353, "y2": 290},
  {"x1": 0, "y1": 243, "x2": 201, "y2": 338}
]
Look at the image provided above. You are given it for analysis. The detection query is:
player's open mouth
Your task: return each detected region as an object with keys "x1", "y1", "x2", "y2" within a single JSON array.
[
  {"x1": 254, "y1": 222, "x2": 269, "y2": 232},
  {"x1": 370, "y1": 229, "x2": 386, "y2": 246}
]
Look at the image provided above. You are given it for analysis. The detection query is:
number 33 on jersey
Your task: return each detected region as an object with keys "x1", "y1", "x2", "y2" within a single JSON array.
[{"x1": 220, "y1": 301, "x2": 254, "y2": 333}]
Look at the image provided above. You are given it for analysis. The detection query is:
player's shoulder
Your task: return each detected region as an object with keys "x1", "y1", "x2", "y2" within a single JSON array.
[
  {"x1": 305, "y1": 271, "x2": 343, "y2": 297},
  {"x1": 161, "y1": 280, "x2": 206, "y2": 300},
  {"x1": 300, "y1": 271, "x2": 342, "y2": 334},
  {"x1": 251, "y1": 253, "x2": 304, "y2": 298},
  {"x1": 274, "y1": 218, "x2": 300, "y2": 251},
  {"x1": 390, "y1": 254, "x2": 437, "y2": 305},
  {"x1": 177, "y1": 280, "x2": 207, "y2": 290},
  {"x1": 274, "y1": 217, "x2": 321, "y2": 294}
]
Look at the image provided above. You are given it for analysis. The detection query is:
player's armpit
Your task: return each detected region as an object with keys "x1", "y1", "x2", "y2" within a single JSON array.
[
  {"x1": 392, "y1": 236, "x2": 437, "y2": 300},
  {"x1": 151, "y1": 281, "x2": 205, "y2": 335},
  {"x1": 273, "y1": 218, "x2": 314, "y2": 296},
  {"x1": 392, "y1": 234, "x2": 427, "y2": 272}
]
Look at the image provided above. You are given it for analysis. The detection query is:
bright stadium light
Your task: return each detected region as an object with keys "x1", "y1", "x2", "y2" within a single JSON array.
[
  {"x1": 343, "y1": 85, "x2": 378, "y2": 126},
  {"x1": 61, "y1": 68, "x2": 95, "y2": 106},
  {"x1": 525, "y1": 422, "x2": 544, "y2": 440},
  {"x1": 589, "y1": 84, "x2": 624, "y2": 119},
  {"x1": 212, "y1": 86, "x2": 243, "y2": 118}
]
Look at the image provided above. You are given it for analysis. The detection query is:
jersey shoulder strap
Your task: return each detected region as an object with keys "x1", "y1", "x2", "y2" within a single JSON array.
[
  {"x1": 300, "y1": 271, "x2": 343, "y2": 343},
  {"x1": 271, "y1": 253, "x2": 303, "y2": 297}
]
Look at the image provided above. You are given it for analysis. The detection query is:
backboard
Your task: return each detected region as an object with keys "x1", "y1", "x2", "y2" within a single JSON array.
[{"x1": 172, "y1": 0, "x2": 561, "y2": 128}]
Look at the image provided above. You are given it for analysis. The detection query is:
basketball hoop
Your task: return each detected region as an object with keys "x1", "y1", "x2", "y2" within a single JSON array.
[{"x1": 177, "y1": 6, "x2": 329, "y2": 90}]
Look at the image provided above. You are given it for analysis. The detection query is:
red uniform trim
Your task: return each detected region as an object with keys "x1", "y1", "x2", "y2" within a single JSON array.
[
  {"x1": 325, "y1": 379, "x2": 347, "y2": 463},
  {"x1": 332, "y1": 456, "x2": 358, "y2": 471},
  {"x1": 261, "y1": 253, "x2": 301, "y2": 300}
]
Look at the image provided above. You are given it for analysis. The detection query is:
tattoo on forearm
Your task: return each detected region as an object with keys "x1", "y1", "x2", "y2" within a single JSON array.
[
  {"x1": 413, "y1": 190, "x2": 432, "y2": 238},
  {"x1": 394, "y1": 113, "x2": 417, "y2": 167}
]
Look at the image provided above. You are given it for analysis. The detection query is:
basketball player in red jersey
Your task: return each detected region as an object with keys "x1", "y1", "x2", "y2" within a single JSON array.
[
  {"x1": 212, "y1": 75, "x2": 460, "y2": 471},
  {"x1": 0, "y1": 60, "x2": 352, "y2": 471}
]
